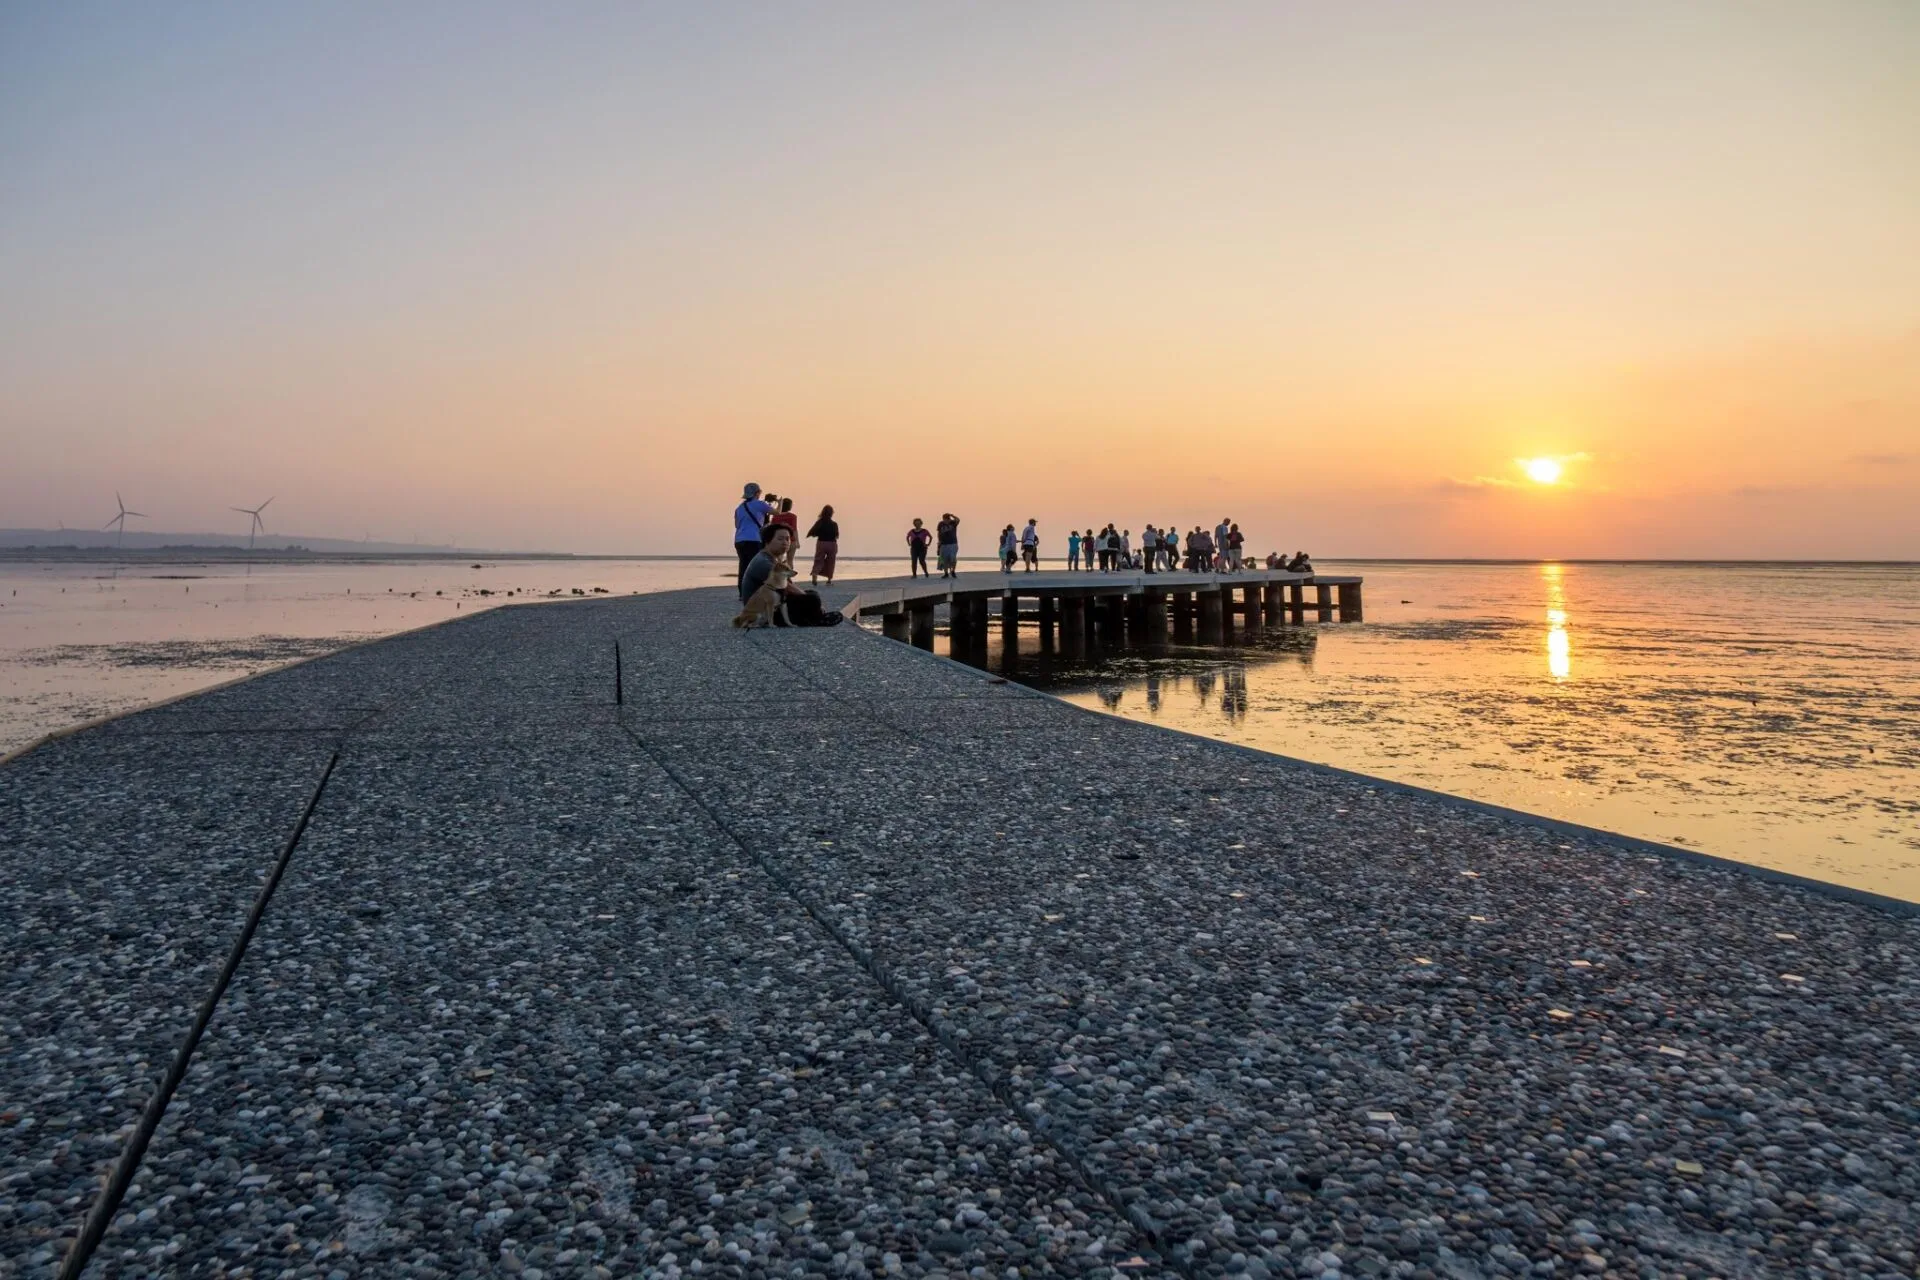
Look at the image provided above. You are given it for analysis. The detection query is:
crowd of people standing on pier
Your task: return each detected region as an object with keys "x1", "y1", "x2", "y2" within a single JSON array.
[
  {"x1": 733, "y1": 484, "x2": 1314, "y2": 618},
  {"x1": 909, "y1": 514, "x2": 1311, "y2": 577},
  {"x1": 1053, "y1": 520, "x2": 1312, "y2": 575}
]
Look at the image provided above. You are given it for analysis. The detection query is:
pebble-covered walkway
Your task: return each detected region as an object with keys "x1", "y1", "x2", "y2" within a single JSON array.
[{"x1": 3, "y1": 588, "x2": 1916, "y2": 1280}]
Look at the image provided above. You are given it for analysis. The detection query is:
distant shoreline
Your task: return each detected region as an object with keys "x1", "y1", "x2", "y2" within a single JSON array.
[{"x1": 3, "y1": 548, "x2": 1915, "y2": 569}]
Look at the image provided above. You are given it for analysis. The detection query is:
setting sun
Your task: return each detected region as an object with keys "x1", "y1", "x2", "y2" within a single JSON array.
[{"x1": 1522, "y1": 458, "x2": 1564, "y2": 485}]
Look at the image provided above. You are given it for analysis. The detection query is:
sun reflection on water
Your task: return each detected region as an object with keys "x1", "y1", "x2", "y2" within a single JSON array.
[{"x1": 1543, "y1": 564, "x2": 1571, "y2": 681}]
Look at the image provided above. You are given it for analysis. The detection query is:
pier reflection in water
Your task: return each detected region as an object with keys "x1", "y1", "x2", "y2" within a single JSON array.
[
  {"x1": 939, "y1": 608, "x2": 1318, "y2": 728},
  {"x1": 908, "y1": 561, "x2": 1920, "y2": 903}
]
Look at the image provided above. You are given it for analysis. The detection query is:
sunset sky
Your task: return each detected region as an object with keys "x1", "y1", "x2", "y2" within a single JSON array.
[{"x1": 3, "y1": 2, "x2": 1916, "y2": 558}]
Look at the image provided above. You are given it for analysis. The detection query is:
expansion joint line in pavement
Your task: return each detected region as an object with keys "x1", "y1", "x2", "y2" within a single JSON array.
[
  {"x1": 58, "y1": 752, "x2": 342, "y2": 1280},
  {"x1": 741, "y1": 630, "x2": 927, "y2": 746},
  {"x1": 612, "y1": 717, "x2": 1200, "y2": 1280}
]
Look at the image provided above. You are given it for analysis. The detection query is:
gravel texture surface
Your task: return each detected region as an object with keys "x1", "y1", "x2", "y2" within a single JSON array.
[{"x1": 3, "y1": 587, "x2": 1915, "y2": 1279}]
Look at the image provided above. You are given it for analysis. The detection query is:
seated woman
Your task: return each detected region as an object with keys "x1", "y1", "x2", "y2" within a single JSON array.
[{"x1": 737, "y1": 525, "x2": 841, "y2": 627}]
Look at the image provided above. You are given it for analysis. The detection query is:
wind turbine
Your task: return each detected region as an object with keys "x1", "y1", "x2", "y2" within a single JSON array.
[
  {"x1": 232, "y1": 497, "x2": 274, "y2": 550},
  {"x1": 104, "y1": 493, "x2": 146, "y2": 550}
]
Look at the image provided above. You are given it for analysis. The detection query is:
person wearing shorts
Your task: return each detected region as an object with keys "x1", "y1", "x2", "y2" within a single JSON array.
[{"x1": 935, "y1": 513, "x2": 960, "y2": 578}]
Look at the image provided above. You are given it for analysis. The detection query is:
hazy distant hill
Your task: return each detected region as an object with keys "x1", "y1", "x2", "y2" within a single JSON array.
[{"x1": 0, "y1": 529, "x2": 510, "y2": 555}]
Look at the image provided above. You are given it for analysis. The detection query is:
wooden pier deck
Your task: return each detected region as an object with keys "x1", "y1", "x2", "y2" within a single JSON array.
[
  {"x1": 3, "y1": 585, "x2": 1916, "y2": 1279},
  {"x1": 843, "y1": 568, "x2": 1363, "y2": 651}
]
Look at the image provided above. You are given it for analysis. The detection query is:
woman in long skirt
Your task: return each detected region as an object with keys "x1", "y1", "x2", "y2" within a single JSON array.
[{"x1": 806, "y1": 505, "x2": 840, "y2": 587}]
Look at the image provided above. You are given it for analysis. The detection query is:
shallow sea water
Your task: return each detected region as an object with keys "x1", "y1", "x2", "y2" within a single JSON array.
[{"x1": 985, "y1": 562, "x2": 1920, "y2": 903}]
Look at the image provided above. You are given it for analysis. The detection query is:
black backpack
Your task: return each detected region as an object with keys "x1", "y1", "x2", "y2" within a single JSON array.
[{"x1": 781, "y1": 589, "x2": 842, "y2": 628}]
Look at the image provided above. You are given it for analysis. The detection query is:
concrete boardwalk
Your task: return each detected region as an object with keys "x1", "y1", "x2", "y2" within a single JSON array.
[{"x1": 3, "y1": 588, "x2": 1917, "y2": 1279}]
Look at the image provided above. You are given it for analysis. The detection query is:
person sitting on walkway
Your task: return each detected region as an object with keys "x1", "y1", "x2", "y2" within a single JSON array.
[
  {"x1": 907, "y1": 518, "x2": 933, "y2": 577},
  {"x1": 1286, "y1": 550, "x2": 1314, "y2": 573},
  {"x1": 1021, "y1": 518, "x2": 1040, "y2": 570},
  {"x1": 936, "y1": 512, "x2": 960, "y2": 579},
  {"x1": 738, "y1": 524, "x2": 841, "y2": 627},
  {"x1": 738, "y1": 525, "x2": 797, "y2": 624},
  {"x1": 733, "y1": 483, "x2": 772, "y2": 576},
  {"x1": 806, "y1": 505, "x2": 839, "y2": 587}
]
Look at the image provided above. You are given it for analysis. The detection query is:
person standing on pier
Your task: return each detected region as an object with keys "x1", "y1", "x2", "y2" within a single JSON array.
[
  {"x1": 907, "y1": 518, "x2": 932, "y2": 577},
  {"x1": 1140, "y1": 525, "x2": 1159, "y2": 573},
  {"x1": 1067, "y1": 528, "x2": 1082, "y2": 571},
  {"x1": 999, "y1": 524, "x2": 1019, "y2": 571},
  {"x1": 1214, "y1": 517, "x2": 1232, "y2": 569},
  {"x1": 771, "y1": 498, "x2": 801, "y2": 551},
  {"x1": 1226, "y1": 522, "x2": 1244, "y2": 572},
  {"x1": 1021, "y1": 519, "x2": 1040, "y2": 570},
  {"x1": 1120, "y1": 528, "x2": 1133, "y2": 569},
  {"x1": 1083, "y1": 529, "x2": 1097, "y2": 570},
  {"x1": 805, "y1": 505, "x2": 839, "y2": 587},
  {"x1": 733, "y1": 483, "x2": 772, "y2": 576},
  {"x1": 936, "y1": 513, "x2": 960, "y2": 578}
]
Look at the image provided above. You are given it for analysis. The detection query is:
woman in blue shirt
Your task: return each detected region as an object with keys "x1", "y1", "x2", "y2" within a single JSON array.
[{"x1": 733, "y1": 483, "x2": 772, "y2": 577}]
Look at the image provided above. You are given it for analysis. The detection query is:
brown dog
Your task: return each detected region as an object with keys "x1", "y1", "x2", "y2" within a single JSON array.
[{"x1": 731, "y1": 562, "x2": 796, "y2": 628}]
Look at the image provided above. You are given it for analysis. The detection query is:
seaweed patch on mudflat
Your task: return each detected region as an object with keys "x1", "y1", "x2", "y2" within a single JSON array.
[{"x1": 17, "y1": 634, "x2": 374, "y2": 670}]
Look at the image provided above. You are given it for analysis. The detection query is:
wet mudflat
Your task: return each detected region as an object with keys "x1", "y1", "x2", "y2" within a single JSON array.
[{"x1": 3, "y1": 586, "x2": 1916, "y2": 1279}]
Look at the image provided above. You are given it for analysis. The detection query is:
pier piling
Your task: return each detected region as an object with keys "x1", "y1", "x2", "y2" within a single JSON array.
[{"x1": 1199, "y1": 588, "x2": 1225, "y2": 642}]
